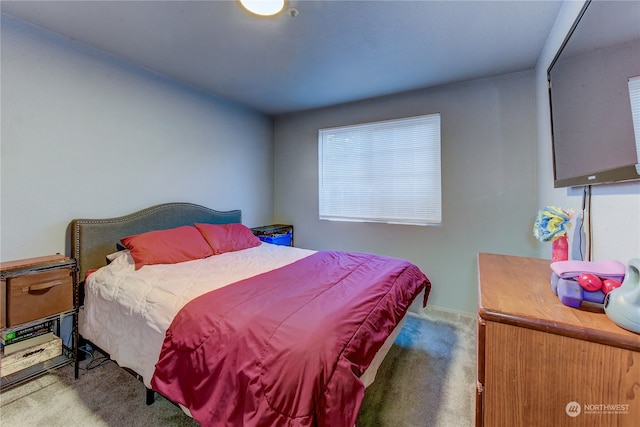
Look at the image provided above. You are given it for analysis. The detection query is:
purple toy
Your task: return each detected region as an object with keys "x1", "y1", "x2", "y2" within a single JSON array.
[
  {"x1": 550, "y1": 260, "x2": 625, "y2": 282},
  {"x1": 549, "y1": 260, "x2": 625, "y2": 308},
  {"x1": 551, "y1": 272, "x2": 605, "y2": 308}
]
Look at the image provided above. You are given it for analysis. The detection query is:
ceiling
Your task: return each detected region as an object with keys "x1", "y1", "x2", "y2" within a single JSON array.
[{"x1": 1, "y1": 0, "x2": 566, "y2": 115}]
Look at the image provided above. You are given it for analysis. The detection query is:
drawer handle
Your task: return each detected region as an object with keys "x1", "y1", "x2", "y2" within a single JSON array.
[{"x1": 23, "y1": 280, "x2": 63, "y2": 293}]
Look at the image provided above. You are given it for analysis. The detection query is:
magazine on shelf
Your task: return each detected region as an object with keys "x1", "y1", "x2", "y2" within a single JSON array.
[
  {"x1": 2, "y1": 332, "x2": 57, "y2": 356},
  {"x1": 0, "y1": 320, "x2": 53, "y2": 345}
]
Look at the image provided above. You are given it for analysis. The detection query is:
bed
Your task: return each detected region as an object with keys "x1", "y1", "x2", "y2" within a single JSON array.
[{"x1": 70, "y1": 202, "x2": 431, "y2": 427}]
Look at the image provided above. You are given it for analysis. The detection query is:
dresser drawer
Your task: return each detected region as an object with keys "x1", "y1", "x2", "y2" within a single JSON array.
[{"x1": 6, "y1": 268, "x2": 73, "y2": 326}]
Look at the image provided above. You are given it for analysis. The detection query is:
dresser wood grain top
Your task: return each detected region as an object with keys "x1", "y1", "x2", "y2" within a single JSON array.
[
  {"x1": 0, "y1": 254, "x2": 69, "y2": 272},
  {"x1": 478, "y1": 252, "x2": 640, "y2": 352}
]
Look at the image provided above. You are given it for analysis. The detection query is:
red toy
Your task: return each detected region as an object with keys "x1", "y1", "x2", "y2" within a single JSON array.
[
  {"x1": 577, "y1": 273, "x2": 602, "y2": 292},
  {"x1": 602, "y1": 279, "x2": 622, "y2": 295}
]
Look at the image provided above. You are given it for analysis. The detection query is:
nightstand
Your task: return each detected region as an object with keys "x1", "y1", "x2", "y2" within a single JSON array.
[
  {"x1": 0, "y1": 255, "x2": 79, "y2": 391},
  {"x1": 251, "y1": 224, "x2": 294, "y2": 247}
]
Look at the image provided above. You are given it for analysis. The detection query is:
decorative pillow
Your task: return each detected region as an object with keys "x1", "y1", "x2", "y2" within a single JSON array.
[
  {"x1": 120, "y1": 226, "x2": 214, "y2": 270},
  {"x1": 194, "y1": 223, "x2": 261, "y2": 255}
]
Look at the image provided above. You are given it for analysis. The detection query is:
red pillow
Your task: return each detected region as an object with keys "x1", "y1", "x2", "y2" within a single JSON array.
[
  {"x1": 194, "y1": 223, "x2": 261, "y2": 255},
  {"x1": 120, "y1": 225, "x2": 214, "y2": 270}
]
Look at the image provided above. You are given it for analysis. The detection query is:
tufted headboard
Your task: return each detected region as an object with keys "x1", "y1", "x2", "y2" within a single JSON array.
[{"x1": 69, "y1": 202, "x2": 242, "y2": 289}]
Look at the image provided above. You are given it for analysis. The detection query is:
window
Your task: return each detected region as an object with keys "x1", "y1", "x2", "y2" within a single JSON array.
[
  {"x1": 318, "y1": 114, "x2": 442, "y2": 226},
  {"x1": 629, "y1": 76, "x2": 640, "y2": 168}
]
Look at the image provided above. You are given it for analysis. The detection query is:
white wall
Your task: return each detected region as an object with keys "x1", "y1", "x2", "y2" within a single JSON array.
[
  {"x1": 273, "y1": 71, "x2": 540, "y2": 314},
  {"x1": 535, "y1": 1, "x2": 640, "y2": 265},
  {"x1": 0, "y1": 15, "x2": 274, "y2": 261}
]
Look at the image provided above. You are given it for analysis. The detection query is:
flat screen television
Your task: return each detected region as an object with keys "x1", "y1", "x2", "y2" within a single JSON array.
[{"x1": 548, "y1": 0, "x2": 640, "y2": 188}]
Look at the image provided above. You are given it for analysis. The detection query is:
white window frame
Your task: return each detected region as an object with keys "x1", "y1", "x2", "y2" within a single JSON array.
[{"x1": 318, "y1": 114, "x2": 442, "y2": 226}]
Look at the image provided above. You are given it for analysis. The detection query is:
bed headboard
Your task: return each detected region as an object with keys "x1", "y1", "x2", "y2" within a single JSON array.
[{"x1": 70, "y1": 202, "x2": 242, "y2": 287}]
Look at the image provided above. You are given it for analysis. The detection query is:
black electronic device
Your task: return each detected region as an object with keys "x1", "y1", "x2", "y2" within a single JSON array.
[{"x1": 547, "y1": 0, "x2": 640, "y2": 188}]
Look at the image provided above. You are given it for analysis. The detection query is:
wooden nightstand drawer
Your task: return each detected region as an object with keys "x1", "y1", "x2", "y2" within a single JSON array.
[
  {"x1": 1, "y1": 255, "x2": 78, "y2": 390},
  {"x1": 6, "y1": 268, "x2": 73, "y2": 326}
]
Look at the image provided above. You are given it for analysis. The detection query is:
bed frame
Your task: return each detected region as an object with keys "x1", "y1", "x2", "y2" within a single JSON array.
[{"x1": 70, "y1": 202, "x2": 241, "y2": 289}]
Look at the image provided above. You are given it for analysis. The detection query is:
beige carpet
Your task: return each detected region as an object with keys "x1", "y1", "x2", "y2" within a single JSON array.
[{"x1": 0, "y1": 308, "x2": 476, "y2": 426}]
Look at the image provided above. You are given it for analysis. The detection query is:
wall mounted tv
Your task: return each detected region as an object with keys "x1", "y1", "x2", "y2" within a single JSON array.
[{"x1": 548, "y1": 0, "x2": 640, "y2": 188}]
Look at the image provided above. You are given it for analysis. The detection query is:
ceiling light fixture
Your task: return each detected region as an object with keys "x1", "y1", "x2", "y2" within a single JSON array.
[{"x1": 239, "y1": 0, "x2": 285, "y2": 17}]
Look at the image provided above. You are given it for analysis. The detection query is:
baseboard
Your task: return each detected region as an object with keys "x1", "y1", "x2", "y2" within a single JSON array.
[{"x1": 421, "y1": 304, "x2": 475, "y2": 318}]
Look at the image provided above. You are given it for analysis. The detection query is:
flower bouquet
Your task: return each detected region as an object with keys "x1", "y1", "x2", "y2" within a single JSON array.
[{"x1": 533, "y1": 206, "x2": 575, "y2": 261}]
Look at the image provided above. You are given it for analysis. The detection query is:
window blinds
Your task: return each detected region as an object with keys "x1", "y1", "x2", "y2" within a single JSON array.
[
  {"x1": 628, "y1": 76, "x2": 640, "y2": 169},
  {"x1": 318, "y1": 114, "x2": 442, "y2": 226}
]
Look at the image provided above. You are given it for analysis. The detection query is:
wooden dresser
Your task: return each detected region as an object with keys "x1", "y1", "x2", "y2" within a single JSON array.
[{"x1": 476, "y1": 253, "x2": 639, "y2": 427}]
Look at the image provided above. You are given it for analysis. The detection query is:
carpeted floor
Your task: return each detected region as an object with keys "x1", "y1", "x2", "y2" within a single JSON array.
[{"x1": 0, "y1": 308, "x2": 476, "y2": 426}]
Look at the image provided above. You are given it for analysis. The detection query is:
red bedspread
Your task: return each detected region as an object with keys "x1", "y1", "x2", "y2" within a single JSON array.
[{"x1": 151, "y1": 251, "x2": 430, "y2": 427}]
